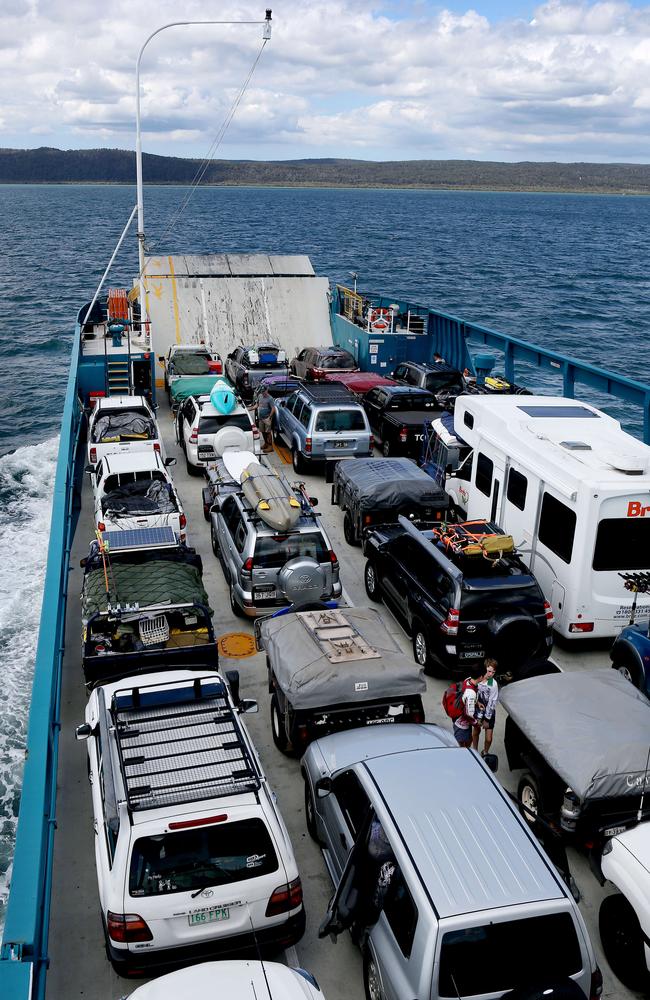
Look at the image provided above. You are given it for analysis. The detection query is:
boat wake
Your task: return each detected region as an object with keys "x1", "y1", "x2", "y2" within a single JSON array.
[{"x1": 0, "y1": 437, "x2": 57, "y2": 932}]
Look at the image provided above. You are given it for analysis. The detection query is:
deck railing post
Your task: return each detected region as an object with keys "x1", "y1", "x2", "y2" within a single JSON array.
[{"x1": 563, "y1": 363, "x2": 575, "y2": 398}]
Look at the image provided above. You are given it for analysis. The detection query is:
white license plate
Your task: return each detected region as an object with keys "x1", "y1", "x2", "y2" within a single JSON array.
[
  {"x1": 256, "y1": 587, "x2": 277, "y2": 598},
  {"x1": 459, "y1": 650, "x2": 484, "y2": 659},
  {"x1": 604, "y1": 825, "x2": 626, "y2": 837},
  {"x1": 366, "y1": 717, "x2": 395, "y2": 725},
  {"x1": 188, "y1": 906, "x2": 230, "y2": 926},
  {"x1": 331, "y1": 441, "x2": 348, "y2": 448}
]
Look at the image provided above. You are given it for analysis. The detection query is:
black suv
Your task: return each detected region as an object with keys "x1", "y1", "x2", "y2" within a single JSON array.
[
  {"x1": 363, "y1": 516, "x2": 553, "y2": 677},
  {"x1": 225, "y1": 344, "x2": 289, "y2": 402},
  {"x1": 392, "y1": 360, "x2": 465, "y2": 406}
]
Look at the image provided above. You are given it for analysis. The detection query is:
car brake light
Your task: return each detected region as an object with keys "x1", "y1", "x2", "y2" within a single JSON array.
[
  {"x1": 569, "y1": 622, "x2": 594, "y2": 633},
  {"x1": 265, "y1": 877, "x2": 303, "y2": 917},
  {"x1": 89, "y1": 447, "x2": 97, "y2": 464},
  {"x1": 169, "y1": 814, "x2": 227, "y2": 830},
  {"x1": 107, "y1": 912, "x2": 153, "y2": 943},
  {"x1": 305, "y1": 437, "x2": 312, "y2": 454},
  {"x1": 411, "y1": 706, "x2": 425, "y2": 724},
  {"x1": 189, "y1": 429, "x2": 198, "y2": 444},
  {"x1": 590, "y1": 967, "x2": 603, "y2": 1000},
  {"x1": 363, "y1": 514, "x2": 373, "y2": 525},
  {"x1": 329, "y1": 550, "x2": 338, "y2": 566},
  {"x1": 399, "y1": 425, "x2": 408, "y2": 443},
  {"x1": 441, "y1": 608, "x2": 460, "y2": 636},
  {"x1": 543, "y1": 600, "x2": 555, "y2": 626},
  {"x1": 98, "y1": 521, "x2": 106, "y2": 532},
  {"x1": 153, "y1": 442, "x2": 161, "y2": 453},
  {"x1": 180, "y1": 513, "x2": 187, "y2": 529},
  {"x1": 243, "y1": 557, "x2": 254, "y2": 572}
]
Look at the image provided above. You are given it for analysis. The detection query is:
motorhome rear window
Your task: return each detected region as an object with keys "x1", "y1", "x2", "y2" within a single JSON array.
[
  {"x1": 438, "y1": 912, "x2": 582, "y2": 997},
  {"x1": 315, "y1": 410, "x2": 366, "y2": 432},
  {"x1": 254, "y1": 531, "x2": 328, "y2": 567},
  {"x1": 199, "y1": 414, "x2": 251, "y2": 435},
  {"x1": 518, "y1": 404, "x2": 599, "y2": 418},
  {"x1": 129, "y1": 819, "x2": 278, "y2": 897},
  {"x1": 593, "y1": 518, "x2": 650, "y2": 571},
  {"x1": 538, "y1": 492, "x2": 576, "y2": 564}
]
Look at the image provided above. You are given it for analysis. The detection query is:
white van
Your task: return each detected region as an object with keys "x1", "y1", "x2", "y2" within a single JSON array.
[{"x1": 429, "y1": 395, "x2": 650, "y2": 639}]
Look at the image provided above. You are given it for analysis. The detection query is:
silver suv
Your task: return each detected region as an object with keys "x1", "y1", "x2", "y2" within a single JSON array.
[
  {"x1": 209, "y1": 477, "x2": 342, "y2": 617},
  {"x1": 275, "y1": 383, "x2": 373, "y2": 474}
]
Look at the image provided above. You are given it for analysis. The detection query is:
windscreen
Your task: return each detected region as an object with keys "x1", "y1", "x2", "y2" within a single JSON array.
[
  {"x1": 315, "y1": 409, "x2": 366, "y2": 432},
  {"x1": 424, "y1": 371, "x2": 464, "y2": 393},
  {"x1": 438, "y1": 912, "x2": 582, "y2": 997},
  {"x1": 199, "y1": 414, "x2": 251, "y2": 435},
  {"x1": 319, "y1": 354, "x2": 356, "y2": 370},
  {"x1": 129, "y1": 819, "x2": 278, "y2": 896},
  {"x1": 593, "y1": 517, "x2": 650, "y2": 571},
  {"x1": 254, "y1": 531, "x2": 328, "y2": 567}
]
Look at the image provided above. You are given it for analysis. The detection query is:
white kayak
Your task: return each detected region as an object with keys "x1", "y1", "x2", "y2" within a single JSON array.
[
  {"x1": 209, "y1": 378, "x2": 237, "y2": 414},
  {"x1": 222, "y1": 450, "x2": 301, "y2": 531}
]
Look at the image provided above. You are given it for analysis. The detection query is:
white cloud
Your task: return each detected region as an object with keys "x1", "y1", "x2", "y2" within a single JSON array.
[{"x1": 3, "y1": 0, "x2": 650, "y2": 160}]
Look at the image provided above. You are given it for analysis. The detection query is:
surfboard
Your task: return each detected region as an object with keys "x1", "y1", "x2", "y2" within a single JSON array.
[
  {"x1": 241, "y1": 462, "x2": 301, "y2": 531},
  {"x1": 209, "y1": 378, "x2": 237, "y2": 414},
  {"x1": 222, "y1": 449, "x2": 258, "y2": 483}
]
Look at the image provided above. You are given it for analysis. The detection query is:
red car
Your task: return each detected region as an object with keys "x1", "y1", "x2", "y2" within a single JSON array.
[{"x1": 320, "y1": 371, "x2": 397, "y2": 396}]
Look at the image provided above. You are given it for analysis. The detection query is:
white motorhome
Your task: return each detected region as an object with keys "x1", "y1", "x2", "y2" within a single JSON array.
[{"x1": 428, "y1": 395, "x2": 650, "y2": 639}]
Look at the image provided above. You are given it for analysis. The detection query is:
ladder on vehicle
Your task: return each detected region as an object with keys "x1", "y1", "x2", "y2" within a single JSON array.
[{"x1": 110, "y1": 675, "x2": 260, "y2": 813}]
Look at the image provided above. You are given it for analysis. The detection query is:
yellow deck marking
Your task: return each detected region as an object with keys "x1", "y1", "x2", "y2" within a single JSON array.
[
  {"x1": 218, "y1": 632, "x2": 257, "y2": 659},
  {"x1": 273, "y1": 442, "x2": 291, "y2": 464},
  {"x1": 168, "y1": 255, "x2": 181, "y2": 345}
]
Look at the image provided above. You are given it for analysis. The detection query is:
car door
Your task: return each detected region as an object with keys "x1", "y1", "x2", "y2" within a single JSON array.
[
  {"x1": 218, "y1": 495, "x2": 241, "y2": 579},
  {"x1": 363, "y1": 388, "x2": 384, "y2": 433},
  {"x1": 292, "y1": 349, "x2": 307, "y2": 379},
  {"x1": 380, "y1": 537, "x2": 412, "y2": 618},
  {"x1": 320, "y1": 770, "x2": 372, "y2": 879}
]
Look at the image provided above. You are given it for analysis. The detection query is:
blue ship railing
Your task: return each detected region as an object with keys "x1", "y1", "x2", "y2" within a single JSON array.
[{"x1": 0, "y1": 321, "x2": 84, "y2": 999}]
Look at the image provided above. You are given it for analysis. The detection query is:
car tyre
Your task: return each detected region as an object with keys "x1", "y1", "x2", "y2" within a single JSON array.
[
  {"x1": 186, "y1": 455, "x2": 200, "y2": 477},
  {"x1": 210, "y1": 522, "x2": 220, "y2": 557},
  {"x1": 343, "y1": 511, "x2": 359, "y2": 546},
  {"x1": 517, "y1": 772, "x2": 542, "y2": 827},
  {"x1": 381, "y1": 439, "x2": 391, "y2": 458},
  {"x1": 613, "y1": 657, "x2": 644, "y2": 690},
  {"x1": 364, "y1": 952, "x2": 385, "y2": 1000},
  {"x1": 270, "y1": 694, "x2": 291, "y2": 754},
  {"x1": 599, "y1": 893, "x2": 648, "y2": 992},
  {"x1": 229, "y1": 581, "x2": 245, "y2": 619},
  {"x1": 292, "y1": 446, "x2": 305, "y2": 474},
  {"x1": 304, "y1": 776, "x2": 320, "y2": 842},
  {"x1": 364, "y1": 561, "x2": 382, "y2": 603}
]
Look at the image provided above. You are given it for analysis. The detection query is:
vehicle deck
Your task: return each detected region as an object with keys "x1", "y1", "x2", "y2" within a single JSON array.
[{"x1": 45, "y1": 394, "x2": 641, "y2": 999}]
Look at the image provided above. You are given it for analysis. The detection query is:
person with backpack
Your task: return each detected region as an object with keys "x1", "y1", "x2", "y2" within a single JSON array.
[
  {"x1": 442, "y1": 663, "x2": 486, "y2": 747},
  {"x1": 473, "y1": 657, "x2": 499, "y2": 755}
]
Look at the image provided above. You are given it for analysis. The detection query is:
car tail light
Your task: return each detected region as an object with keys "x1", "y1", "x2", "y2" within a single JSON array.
[
  {"x1": 329, "y1": 550, "x2": 339, "y2": 567},
  {"x1": 543, "y1": 600, "x2": 555, "y2": 626},
  {"x1": 265, "y1": 877, "x2": 303, "y2": 917},
  {"x1": 363, "y1": 514, "x2": 373, "y2": 525},
  {"x1": 590, "y1": 967, "x2": 603, "y2": 999},
  {"x1": 310, "y1": 368, "x2": 324, "y2": 380},
  {"x1": 243, "y1": 557, "x2": 254, "y2": 573},
  {"x1": 569, "y1": 622, "x2": 594, "y2": 633},
  {"x1": 89, "y1": 391, "x2": 105, "y2": 409},
  {"x1": 180, "y1": 513, "x2": 187, "y2": 529},
  {"x1": 440, "y1": 608, "x2": 460, "y2": 636},
  {"x1": 153, "y1": 442, "x2": 161, "y2": 453},
  {"x1": 399, "y1": 425, "x2": 408, "y2": 443},
  {"x1": 189, "y1": 428, "x2": 198, "y2": 444},
  {"x1": 169, "y1": 814, "x2": 227, "y2": 830},
  {"x1": 295, "y1": 723, "x2": 309, "y2": 748},
  {"x1": 98, "y1": 521, "x2": 106, "y2": 532},
  {"x1": 89, "y1": 447, "x2": 97, "y2": 464},
  {"x1": 411, "y1": 705, "x2": 425, "y2": 723},
  {"x1": 107, "y1": 912, "x2": 153, "y2": 943},
  {"x1": 305, "y1": 437, "x2": 312, "y2": 454}
]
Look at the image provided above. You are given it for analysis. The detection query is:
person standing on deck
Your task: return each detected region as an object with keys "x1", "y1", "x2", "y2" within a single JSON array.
[
  {"x1": 453, "y1": 663, "x2": 486, "y2": 748},
  {"x1": 473, "y1": 658, "x2": 499, "y2": 755},
  {"x1": 257, "y1": 388, "x2": 276, "y2": 453}
]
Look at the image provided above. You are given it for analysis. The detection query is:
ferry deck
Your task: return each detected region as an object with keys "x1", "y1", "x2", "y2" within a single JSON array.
[{"x1": 44, "y1": 390, "x2": 642, "y2": 1000}]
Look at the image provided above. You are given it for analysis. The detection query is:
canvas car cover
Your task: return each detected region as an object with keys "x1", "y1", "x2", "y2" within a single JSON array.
[
  {"x1": 82, "y1": 559, "x2": 212, "y2": 621},
  {"x1": 171, "y1": 353, "x2": 210, "y2": 376},
  {"x1": 92, "y1": 413, "x2": 155, "y2": 443},
  {"x1": 260, "y1": 607, "x2": 425, "y2": 710},
  {"x1": 500, "y1": 670, "x2": 650, "y2": 802},
  {"x1": 335, "y1": 457, "x2": 448, "y2": 511}
]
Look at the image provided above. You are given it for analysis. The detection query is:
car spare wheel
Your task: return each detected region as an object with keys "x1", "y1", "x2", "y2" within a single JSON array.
[
  {"x1": 278, "y1": 557, "x2": 326, "y2": 607},
  {"x1": 343, "y1": 511, "x2": 358, "y2": 546},
  {"x1": 213, "y1": 425, "x2": 250, "y2": 457},
  {"x1": 486, "y1": 612, "x2": 542, "y2": 671},
  {"x1": 517, "y1": 772, "x2": 542, "y2": 826}
]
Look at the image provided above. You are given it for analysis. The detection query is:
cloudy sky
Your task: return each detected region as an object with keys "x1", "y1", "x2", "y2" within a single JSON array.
[{"x1": 4, "y1": 0, "x2": 650, "y2": 162}]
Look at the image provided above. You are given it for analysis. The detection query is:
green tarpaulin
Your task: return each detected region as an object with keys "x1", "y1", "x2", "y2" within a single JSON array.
[
  {"x1": 82, "y1": 560, "x2": 213, "y2": 621},
  {"x1": 170, "y1": 375, "x2": 225, "y2": 405},
  {"x1": 172, "y1": 354, "x2": 210, "y2": 376}
]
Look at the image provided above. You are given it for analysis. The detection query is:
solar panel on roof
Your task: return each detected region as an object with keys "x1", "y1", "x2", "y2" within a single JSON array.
[
  {"x1": 518, "y1": 405, "x2": 600, "y2": 419},
  {"x1": 101, "y1": 526, "x2": 177, "y2": 552}
]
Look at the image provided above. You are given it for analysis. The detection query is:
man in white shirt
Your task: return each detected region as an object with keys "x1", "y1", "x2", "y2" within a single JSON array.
[{"x1": 453, "y1": 663, "x2": 486, "y2": 747}]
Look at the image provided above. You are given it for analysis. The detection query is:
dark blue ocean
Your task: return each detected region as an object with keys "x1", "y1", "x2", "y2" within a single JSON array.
[{"x1": 1, "y1": 183, "x2": 650, "y2": 921}]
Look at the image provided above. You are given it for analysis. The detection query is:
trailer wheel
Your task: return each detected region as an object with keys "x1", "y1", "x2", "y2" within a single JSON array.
[
  {"x1": 344, "y1": 511, "x2": 359, "y2": 546},
  {"x1": 271, "y1": 694, "x2": 290, "y2": 754},
  {"x1": 364, "y1": 561, "x2": 382, "y2": 603},
  {"x1": 382, "y1": 439, "x2": 391, "y2": 458},
  {"x1": 517, "y1": 772, "x2": 542, "y2": 826},
  {"x1": 599, "y1": 893, "x2": 648, "y2": 992}
]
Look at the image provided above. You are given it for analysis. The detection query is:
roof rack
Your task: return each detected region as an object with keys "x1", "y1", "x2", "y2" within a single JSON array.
[
  {"x1": 110, "y1": 675, "x2": 260, "y2": 813},
  {"x1": 300, "y1": 381, "x2": 356, "y2": 403},
  {"x1": 430, "y1": 521, "x2": 515, "y2": 561}
]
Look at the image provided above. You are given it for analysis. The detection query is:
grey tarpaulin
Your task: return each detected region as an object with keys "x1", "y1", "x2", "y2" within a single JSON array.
[
  {"x1": 500, "y1": 669, "x2": 650, "y2": 802},
  {"x1": 334, "y1": 457, "x2": 447, "y2": 510},
  {"x1": 260, "y1": 607, "x2": 425, "y2": 710}
]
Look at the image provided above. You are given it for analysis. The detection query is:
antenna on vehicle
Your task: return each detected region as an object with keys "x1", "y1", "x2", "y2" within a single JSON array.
[
  {"x1": 636, "y1": 743, "x2": 650, "y2": 823},
  {"x1": 246, "y1": 905, "x2": 273, "y2": 999}
]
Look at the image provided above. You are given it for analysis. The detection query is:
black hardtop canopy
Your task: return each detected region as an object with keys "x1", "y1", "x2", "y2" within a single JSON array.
[
  {"x1": 500, "y1": 670, "x2": 650, "y2": 802},
  {"x1": 335, "y1": 457, "x2": 448, "y2": 511}
]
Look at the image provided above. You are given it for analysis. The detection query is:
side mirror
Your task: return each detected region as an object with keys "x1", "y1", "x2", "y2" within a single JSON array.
[
  {"x1": 158, "y1": 355, "x2": 165, "y2": 362},
  {"x1": 75, "y1": 723, "x2": 92, "y2": 741},
  {"x1": 483, "y1": 753, "x2": 499, "y2": 774},
  {"x1": 225, "y1": 669, "x2": 241, "y2": 705},
  {"x1": 309, "y1": 496, "x2": 318, "y2": 507},
  {"x1": 164, "y1": 457, "x2": 177, "y2": 467},
  {"x1": 85, "y1": 464, "x2": 94, "y2": 474},
  {"x1": 315, "y1": 776, "x2": 333, "y2": 798},
  {"x1": 240, "y1": 699, "x2": 258, "y2": 714}
]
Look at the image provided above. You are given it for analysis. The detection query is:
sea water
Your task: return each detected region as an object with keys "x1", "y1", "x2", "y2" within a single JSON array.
[{"x1": 1, "y1": 182, "x2": 650, "y2": 926}]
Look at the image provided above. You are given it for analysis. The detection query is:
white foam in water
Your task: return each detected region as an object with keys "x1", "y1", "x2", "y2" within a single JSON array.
[{"x1": 0, "y1": 437, "x2": 57, "y2": 932}]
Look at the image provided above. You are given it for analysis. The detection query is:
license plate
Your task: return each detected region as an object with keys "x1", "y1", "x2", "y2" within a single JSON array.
[
  {"x1": 255, "y1": 586, "x2": 277, "y2": 598},
  {"x1": 459, "y1": 650, "x2": 484, "y2": 659},
  {"x1": 188, "y1": 906, "x2": 230, "y2": 926},
  {"x1": 198, "y1": 449, "x2": 215, "y2": 457},
  {"x1": 332, "y1": 442, "x2": 348, "y2": 448},
  {"x1": 604, "y1": 825, "x2": 626, "y2": 837},
  {"x1": 366, "y1": 717, "x2": 395, "y2": 725}
]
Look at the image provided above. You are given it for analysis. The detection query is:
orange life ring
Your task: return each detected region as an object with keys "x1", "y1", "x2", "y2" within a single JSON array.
[{"x1": 369, "y1": 307, "x2": 391, "y2": 332}]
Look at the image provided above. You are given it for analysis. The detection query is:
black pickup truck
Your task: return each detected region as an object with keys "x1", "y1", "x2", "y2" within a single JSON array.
[{"x1": 362, "y1": 384, "x2": 437, "y2": 458}]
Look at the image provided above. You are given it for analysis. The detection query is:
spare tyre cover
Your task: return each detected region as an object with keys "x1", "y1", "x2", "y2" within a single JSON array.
[
  {"x1": 213, "y1": 425, "x2": 250, "y2": 456},
  {"x1": 485, "y1": 611, "x2": 542, "y2": 669}
]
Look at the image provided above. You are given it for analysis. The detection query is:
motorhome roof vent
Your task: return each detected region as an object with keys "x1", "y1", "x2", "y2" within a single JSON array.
[
  {"x1": 560, "y1": 441, "x2": 592, "y2": 451},
  {"x1": 598, "y1": 448, "x2": 647, "y2": 475}
]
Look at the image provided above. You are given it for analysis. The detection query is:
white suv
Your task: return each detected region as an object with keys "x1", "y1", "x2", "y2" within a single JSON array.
[
  {"x1": 92, "y1": 451, "x2": 186, "y2": 543},
  {"x1": 87, "y1": 395, "x2": 163, "y2": 469},
  {"x1": 76, "y1": 669, "x2": 305, "y2": 977},
  {"x1": 176, "y1": 395, "x2": 261, "y2": 475}
]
